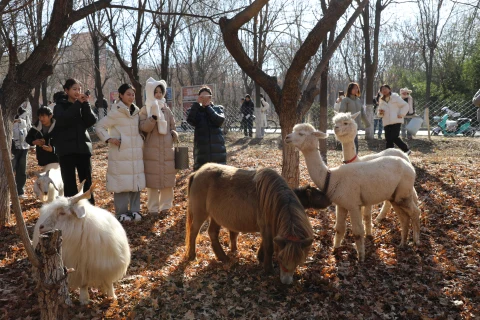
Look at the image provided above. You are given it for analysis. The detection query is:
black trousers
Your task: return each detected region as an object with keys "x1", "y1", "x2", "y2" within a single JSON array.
[
  {"x1": 243, "y1": 117, "x2": 253, "y2": 136},
  {"x1": 59, "y1": 154, "x2": 94, "y2": 205},
  {"x1": 384, "y1": 123, "x2": 409, "y2": 152},
  {"x1": 11, "y1": 149, "x2": 28, "y2": 195}
]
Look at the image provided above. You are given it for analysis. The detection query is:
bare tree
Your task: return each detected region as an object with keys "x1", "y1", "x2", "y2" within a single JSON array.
[
  {"x1": 409, "y1": 0, "x2": 457, "y2": 100},
  {"x1": 0, "y1": 0, "x2": 111, "y2": 224},
  {"x1": 151, "y1": 0, "x2": 193, "y2": 82},
  {"x1": 102, "y1": 0, "x2": 155, "y2": 106},
  {"x1": 220, "y1": 0, "x2": 368, "y2": 187}
]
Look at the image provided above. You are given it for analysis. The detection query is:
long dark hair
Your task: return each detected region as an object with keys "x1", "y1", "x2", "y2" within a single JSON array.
[
  {"x1": 346, "y1": 82, "x2": 361, "y2": 97},
  {"x1": 380, "y1": 84, "x2": 392, "y2": 101},
  {"x1": 63, "y1": 78, "x2": 80, "y2": 90},
  {"x1": 118, "y1": 83, "x2": 136, "y2": 95}
]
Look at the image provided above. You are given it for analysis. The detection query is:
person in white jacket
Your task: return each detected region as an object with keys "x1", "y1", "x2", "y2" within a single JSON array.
[
  {"x1": 333, "y1": 91, "x2": 345, "y2": 112},
  {"x1": 11, "y1": 115, "x2": 30, "y2": 198},
  {"x1": 96, "y1": 83, "x2": 146, "y2": 222},
  {"x1": 377, "y1": 84, "x2": 411, "y2": 155},
  {"x1": 259, "y1": 94, "x2": 270, "y2": 135}
]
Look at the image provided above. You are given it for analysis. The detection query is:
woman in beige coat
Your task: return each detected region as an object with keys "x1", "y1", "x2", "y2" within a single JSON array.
[{"x1": 140, "y1": 78, "x2": 179, "y2": 215}]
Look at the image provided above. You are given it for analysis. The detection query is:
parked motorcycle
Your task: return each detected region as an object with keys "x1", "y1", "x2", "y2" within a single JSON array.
[{"x1": 431, "y1": 107, "x2": 476, "y2": 137}]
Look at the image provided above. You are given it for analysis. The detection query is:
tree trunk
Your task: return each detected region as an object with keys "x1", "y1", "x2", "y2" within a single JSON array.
[
  {"x1": 29, "y1": 85, "x2": 41, "y2": 123},
  {"x1": 319, "y1": 65, "x2": 328, "y2": 163},
  {"x1": 42, "y1": 79, "x2": 48, "y2": 107},
  {"x1": 34, "y1": 230, "x2": 72, "y2": 320},
  {"x1": 0, "y1": 110, "x2": 13, "y2": 226},
  {"x1": 280, "y1": 98, "x2": 300, "y2": 188}
]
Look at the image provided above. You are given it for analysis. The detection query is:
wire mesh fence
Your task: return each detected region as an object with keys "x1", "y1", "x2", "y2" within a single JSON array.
[{"x1": 89, "y1": 98, "x2": 479, "y2": 138}]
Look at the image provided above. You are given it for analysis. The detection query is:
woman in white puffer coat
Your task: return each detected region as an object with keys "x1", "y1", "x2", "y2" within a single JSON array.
[
  {"x1": 377, "y1": 84, "x2": 411, "y2": 155},
  {"x1": 96, "y1": 83, "x2": 146, "y2": 222}
]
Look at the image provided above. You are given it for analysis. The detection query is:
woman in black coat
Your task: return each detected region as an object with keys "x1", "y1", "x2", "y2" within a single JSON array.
[
  {"x1": 186, "y1": 86, "x2": 226, "y2": 171},
  {"x1": 53, "y1": 79, "x2": 97, "y2": 204}
]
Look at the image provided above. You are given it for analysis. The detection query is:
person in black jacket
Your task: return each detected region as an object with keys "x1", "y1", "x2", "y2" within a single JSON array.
[
  {"x1": 53, "y1": 78, "x2": 97, "y2": 204},
  {"x1": 186, "y1": 86, "x2": 226, "y2": 171},
  {"x1": 26, "y1": 106, "x2": 58, "y2": 167},
  {"x1": 241, "y1": 94, "x2": 254, "y2": 137}
]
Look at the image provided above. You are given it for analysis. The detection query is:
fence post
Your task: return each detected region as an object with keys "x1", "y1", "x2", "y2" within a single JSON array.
[{"x1": 425, "y1": 107, "x2": 430, "y2": 140}]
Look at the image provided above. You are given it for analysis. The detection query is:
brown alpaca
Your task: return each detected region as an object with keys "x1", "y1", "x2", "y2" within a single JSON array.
[{"x1": 185, "y1": 163, "x2": 314, "y2": 285}]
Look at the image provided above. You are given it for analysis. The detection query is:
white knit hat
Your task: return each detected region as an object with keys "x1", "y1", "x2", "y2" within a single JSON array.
[{"x1": 400, "y1": 87, "x2": 412, "y2": 94}]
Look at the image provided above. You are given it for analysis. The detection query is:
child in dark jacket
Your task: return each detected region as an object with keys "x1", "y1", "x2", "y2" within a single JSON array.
[{"x1": 26, "y1": 106, "x2": 59, "y2": 169}]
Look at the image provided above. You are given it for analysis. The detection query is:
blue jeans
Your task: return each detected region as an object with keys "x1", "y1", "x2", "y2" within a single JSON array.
[
  {"x1": 11, "y1": 149, "x2": 28, "y2": 195},
  {"x1": 374, "y1": 118, "x2": 383, "y2": 138}
]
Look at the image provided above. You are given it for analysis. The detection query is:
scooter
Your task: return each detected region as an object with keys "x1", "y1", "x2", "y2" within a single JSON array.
[{"x1": 431, "y1": 107, "x2": 476, "y2": 137}]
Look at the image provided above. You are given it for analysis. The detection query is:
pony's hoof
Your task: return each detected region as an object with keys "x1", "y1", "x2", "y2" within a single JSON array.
[{"x1": 186, "y1": 253, "x2": 196, "y2": 261}]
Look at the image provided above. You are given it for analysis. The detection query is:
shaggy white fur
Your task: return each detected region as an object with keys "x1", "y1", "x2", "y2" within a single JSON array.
[
  {"x1": 33, "y1": 163, "x2": 64, "y2": 203},
  {"x1": 332, "y1": 111, "x2": 418, "y2": 226},
  {"x1": 32, "y1": 183, "x2": 131, "y2": 304},
  {"x1": 285, "y1": 123, "x2": 421, "y2": 262}
]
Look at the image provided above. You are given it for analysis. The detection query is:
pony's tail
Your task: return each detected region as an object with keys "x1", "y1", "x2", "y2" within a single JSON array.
[{"x1": 185, "y1": 173, "x2": 195, "y2": 256}]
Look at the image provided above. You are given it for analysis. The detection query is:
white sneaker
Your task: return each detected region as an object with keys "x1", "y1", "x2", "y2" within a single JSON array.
[
  {"x1": 18, "y1": 194, "x2": 27, "y2": 199},
  {"x1": 118, "y1": 214, "x2": 132, "y2": 222},
  {"x1": 131, "y1": 212, "x2": 142, "y2": 221}
]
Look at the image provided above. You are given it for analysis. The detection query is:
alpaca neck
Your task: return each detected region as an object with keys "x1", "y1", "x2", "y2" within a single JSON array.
[
  {"x1": 341, "y1": 140, "x2": 357, "y2": 162},
  {"x1": 302, "y1": 148, "x2": 329, "y2": 190}
]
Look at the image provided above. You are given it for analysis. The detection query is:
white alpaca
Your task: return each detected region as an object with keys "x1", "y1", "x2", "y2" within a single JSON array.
[
  {"x1": 33, "y1": 163, "x2": 64, "y2": 203},
  {"x1": 33, "y1": 182, "x2": 131, "y2": 304},
  {"x1": 285, "y1": 124, "x2": 421, "y2": 262},
  {"x1": 332, "y1": 111, "x2": 418, "y2": 226}
]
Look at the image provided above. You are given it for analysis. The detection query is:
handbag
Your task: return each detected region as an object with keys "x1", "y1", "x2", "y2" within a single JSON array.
[{"x1": 174, "y1": 145, "x2": 189, "y2": 170}]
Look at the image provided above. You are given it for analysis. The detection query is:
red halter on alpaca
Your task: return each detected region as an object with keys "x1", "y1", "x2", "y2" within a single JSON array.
[{"x1": 343, "y1": 154, "x2": 357, "y2": 164}]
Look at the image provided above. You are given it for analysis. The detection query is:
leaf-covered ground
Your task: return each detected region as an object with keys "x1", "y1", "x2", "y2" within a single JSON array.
[{"x1": 1, "y1": 134, "x2": 479, "y2": 319}]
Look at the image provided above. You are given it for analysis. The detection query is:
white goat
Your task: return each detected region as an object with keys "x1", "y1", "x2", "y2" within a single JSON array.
[
  {"x1": 33, "y1": 163, "x2": 64, "y2": 203},
  {"x1": 33, "y1": 182, "x2": 131, "y2": 304}
]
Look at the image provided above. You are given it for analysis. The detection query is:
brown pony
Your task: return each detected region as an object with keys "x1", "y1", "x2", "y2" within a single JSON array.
[{"x1": 185, "y1": 163, "x2": 314, "y2": 284}]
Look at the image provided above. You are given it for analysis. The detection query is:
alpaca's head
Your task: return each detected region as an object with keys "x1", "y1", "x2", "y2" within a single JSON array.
[
  {"x1": 333, "y1": 112, "x2": 359, "y2": 144},
  {"x1": 285, "y1": 123, "x2": 328, "y2": 152}
]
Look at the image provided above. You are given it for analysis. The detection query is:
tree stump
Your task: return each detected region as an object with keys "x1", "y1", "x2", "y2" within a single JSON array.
[{"x1": 33, "y1": 230, "x2": 72, "y2": 320}]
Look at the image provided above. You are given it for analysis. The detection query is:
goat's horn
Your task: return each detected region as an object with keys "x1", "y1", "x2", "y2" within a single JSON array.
[
  {"x1": 77, "y1": 180, "x2": 86, "y2": 193},
  {"x1": 70, "y1": 181, "x2": 97, "y2": 205}
]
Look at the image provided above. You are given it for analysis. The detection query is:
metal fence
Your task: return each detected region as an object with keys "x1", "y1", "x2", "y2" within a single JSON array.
[
  {"x1": 171, "y1": 104, "x2": 281, "y2": 134},
  {"x1": 305, "y1": 98, "x2": 479, "y2": 136},
  {"x1": 90, "y1": 98, "x2": 479, "y2": 137}
]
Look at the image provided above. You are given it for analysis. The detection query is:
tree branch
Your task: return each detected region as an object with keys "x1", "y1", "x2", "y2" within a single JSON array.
[
  {"x1": 219, "y1": 0, "x2": 281, "y2": 107},
  {"x1": 299, "y1": 0, "x2": 369, "y2": 115}
]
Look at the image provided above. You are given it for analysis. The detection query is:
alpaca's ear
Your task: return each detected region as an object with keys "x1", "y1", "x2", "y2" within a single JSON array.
[
  {"x1": 313, "y1": 131, "x2": 328, "y2": 139},
  {"x1": 351, "y1": 111, "x2": 361, "y2": 120}
]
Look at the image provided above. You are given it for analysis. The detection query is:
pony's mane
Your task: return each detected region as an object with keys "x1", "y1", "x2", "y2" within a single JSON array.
[
  {"x1": 332, "y1": 112, "x2": 355, "y2": 123},
  {"x1": 255, "y1": 168, "x2": 313, "y2": 242},
  {"x1": 293, "y1": 123, "x2": 315, "y2": 132}
]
